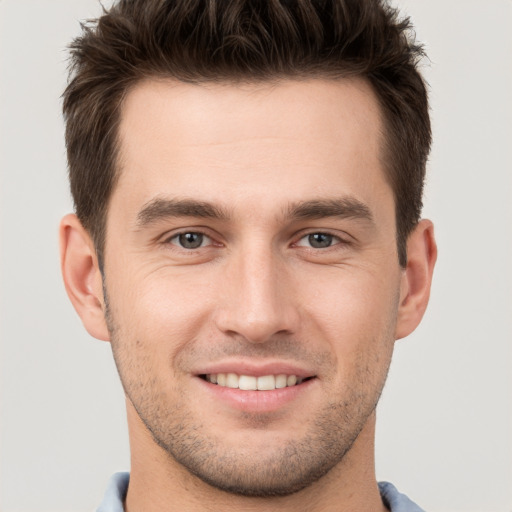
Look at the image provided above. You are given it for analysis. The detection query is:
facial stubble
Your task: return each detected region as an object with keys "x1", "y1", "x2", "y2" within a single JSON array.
[{"x1": 103, "y1": 286, "x2": 396, "y2": 498}]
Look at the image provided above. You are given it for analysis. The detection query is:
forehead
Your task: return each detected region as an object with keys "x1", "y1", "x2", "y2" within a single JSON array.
[{"x1": 114, "y1": 77, "x2": 389, "y2": 215}]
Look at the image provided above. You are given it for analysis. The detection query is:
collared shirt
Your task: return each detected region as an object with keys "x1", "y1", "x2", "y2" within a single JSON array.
[{"x1": 97, "y1": 472, "x2": 426, "y2": 512}]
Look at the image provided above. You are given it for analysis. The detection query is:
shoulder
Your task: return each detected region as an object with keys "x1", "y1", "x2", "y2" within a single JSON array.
[
  {"x1": 378, "y1": 481, "x2": 426, "y2": 512},
  {"x1": 96, "y1": 472, "x2": 130, "y2": 512}
]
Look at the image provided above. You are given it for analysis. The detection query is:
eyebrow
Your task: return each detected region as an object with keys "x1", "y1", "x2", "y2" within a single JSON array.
[
  {"x1": 136, "y1": 197, "x2": 230, "y2": 227},
  {"x1": 285, "y1": 198, "x2": 374, "y2": 224},
  {"x1": 135, "y1": 196, "x2": 374, "y2": 228}
]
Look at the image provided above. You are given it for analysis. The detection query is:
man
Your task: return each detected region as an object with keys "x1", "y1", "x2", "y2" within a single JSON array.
[{"x1": 59, "y1": 0, "x2": 437, "y2": 510}]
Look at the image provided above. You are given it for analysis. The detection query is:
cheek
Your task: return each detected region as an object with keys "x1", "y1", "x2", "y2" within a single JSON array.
[
  {"x1": 310, "y1": 275, "x2": 398, "y2": 400},
  {"x1": 109, "y1": 269, "x2": 219, "y2": 357},
  {"x1": 300, "y1": 267, "x2": 400, "y2": 354}
]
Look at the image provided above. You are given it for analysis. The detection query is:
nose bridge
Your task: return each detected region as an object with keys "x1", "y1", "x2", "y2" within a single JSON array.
[{"x1": 216, "y1": 238, "x2": 296, "y2": 343}]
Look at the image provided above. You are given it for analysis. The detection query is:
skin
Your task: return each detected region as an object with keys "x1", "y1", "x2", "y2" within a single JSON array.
[{"x1": 60, "y1": 78, "x2": 436, "y2": 511}]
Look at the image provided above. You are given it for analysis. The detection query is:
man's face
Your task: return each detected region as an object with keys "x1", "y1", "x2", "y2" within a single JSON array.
[{"x1": 103, "y1": 78, "x2": 403, "y2": 495}]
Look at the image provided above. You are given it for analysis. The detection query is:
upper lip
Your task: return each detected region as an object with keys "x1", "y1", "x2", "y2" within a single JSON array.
[{"x1": 194, "y1": 359, "x2": 316, "y2": 379}]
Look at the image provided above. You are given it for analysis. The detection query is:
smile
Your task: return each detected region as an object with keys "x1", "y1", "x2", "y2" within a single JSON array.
[{"x1": 202, "y1": 373, "x2": 311, "y2": 390}]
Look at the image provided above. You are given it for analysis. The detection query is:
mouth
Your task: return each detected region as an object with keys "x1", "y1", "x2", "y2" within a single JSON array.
[
  {"x1": 199, "y1": 373, "x2": 315, "y2": 391},
  {"x1": 195, "y1": 366, "x2": 318, "y2": 412}
]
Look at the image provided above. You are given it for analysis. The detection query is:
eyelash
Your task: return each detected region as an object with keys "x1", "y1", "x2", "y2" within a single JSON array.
[
  {"x1": 166, "y1": 231, "x2": 216, "y2": 250},
  {"x1": 294, "y1": 232, "x2": 346, "y2": 249},
  {"x1": 164, "y1": 230, "x2": 349, "y2": 251}
]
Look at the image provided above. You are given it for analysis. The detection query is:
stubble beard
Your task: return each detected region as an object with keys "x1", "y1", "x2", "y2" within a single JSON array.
[
  {"x1": 129, "y1": 383, "x2": 378, "y2": 497},
  {"x1": 104, "y1": 289, "x2": 394, "y2": 498},
  {"x1": 122, "y1": 372, "x2": 382, "y2": 498}
]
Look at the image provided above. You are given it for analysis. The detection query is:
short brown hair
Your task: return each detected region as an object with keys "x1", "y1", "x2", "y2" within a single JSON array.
[{"x1": 63, "y1": 0, "x2": 431, "y2": 267}]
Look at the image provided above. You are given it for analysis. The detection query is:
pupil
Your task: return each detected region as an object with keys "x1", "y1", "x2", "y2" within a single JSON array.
[
  {"x1": 309, "y1": 233, "x2": 332, "y2": 248},
  {"x1": 179, "y1": 233, "x2": 203, "y2": 249}
]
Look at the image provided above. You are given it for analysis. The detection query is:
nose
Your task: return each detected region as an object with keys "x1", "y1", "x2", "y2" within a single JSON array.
[{"x1": 213, "y1": 243, "x2": 299, "y2": 344}]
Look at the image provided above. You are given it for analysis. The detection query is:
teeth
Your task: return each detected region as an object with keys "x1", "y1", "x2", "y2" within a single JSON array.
[
  {"x1": 238, "y1": 375, "x2": 257, "y2": 390},
  {"x1": 226, "y1": 373, "x2": 238, "y2": 388},
  {"x1": 275, "y1": 374, "x2": 287, "y2": 388},
  {"x1": 257, "y1": 375, "x2": 275, "y2": 390},
  {"x1": 287, "y1": 375, "x2": 297, "y2": 386},
  {"x1": 205, "y1": 373, "x2": 306, "y2": 390}
]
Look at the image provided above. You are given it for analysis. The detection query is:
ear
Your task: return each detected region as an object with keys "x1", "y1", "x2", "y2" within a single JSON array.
[
  {"x1": 59, "y1": 214, "x2": 110, "y2": 341},
  {"x1": 395, "y1": 219, "x2": 437, "y2": 340}
]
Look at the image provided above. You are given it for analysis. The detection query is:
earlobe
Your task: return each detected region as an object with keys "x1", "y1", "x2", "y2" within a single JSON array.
[
  {"x1": 59, "y1": 214, "x2": 110, "y2": 341},
  {"x1": 395, "y1": 219, "x2": 437, "y2": 340}
]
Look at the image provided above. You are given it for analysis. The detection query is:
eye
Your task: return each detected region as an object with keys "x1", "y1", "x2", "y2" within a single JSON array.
[
  {"x1": 168, "y1": 232, "x2": 212, "y2": 249},
  {"x1": 296, "y1": 233, "x2": 341, "y2": 249}
]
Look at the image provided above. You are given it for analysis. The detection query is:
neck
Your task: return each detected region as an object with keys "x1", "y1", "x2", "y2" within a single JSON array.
[{"x1": 124, "y1": 403, "x2": 387, "y2": 512}]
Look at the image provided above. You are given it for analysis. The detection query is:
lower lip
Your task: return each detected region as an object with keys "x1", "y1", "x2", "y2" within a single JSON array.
[{"x1": 196, "y1": 377, "x2": 316, "y2": 413}]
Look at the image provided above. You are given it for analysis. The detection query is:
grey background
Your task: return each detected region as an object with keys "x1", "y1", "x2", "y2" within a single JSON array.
[{"x1": 1, "y1": 1, "x2": 511, "y2": 511}]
